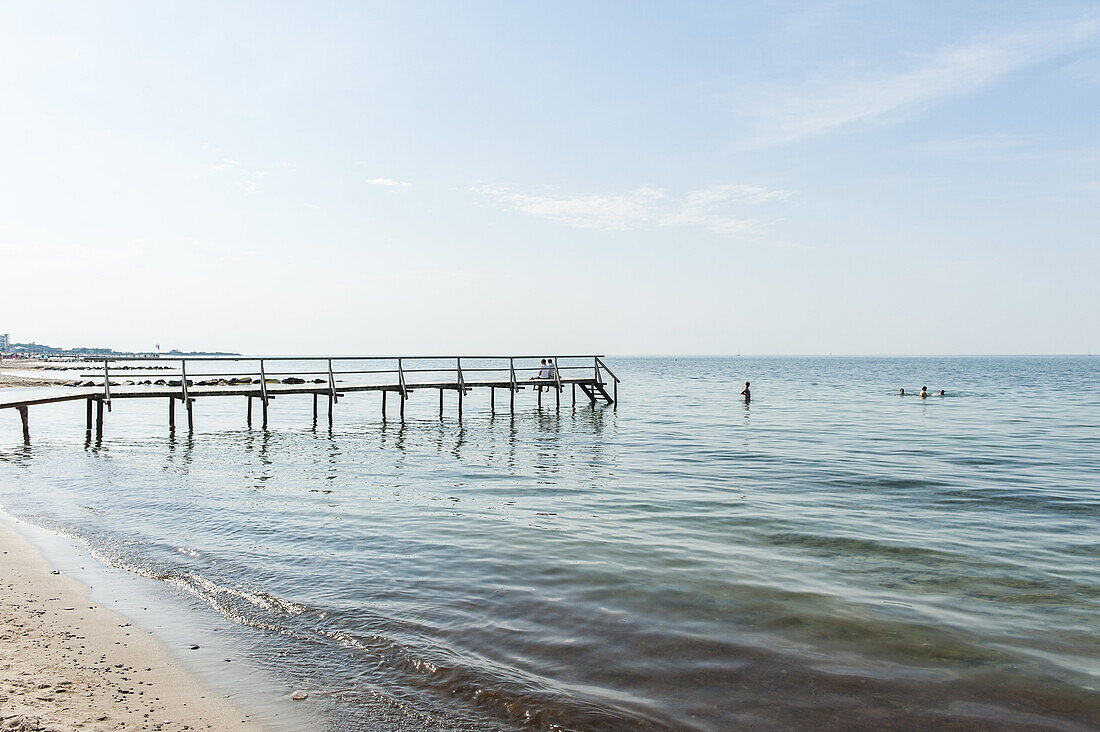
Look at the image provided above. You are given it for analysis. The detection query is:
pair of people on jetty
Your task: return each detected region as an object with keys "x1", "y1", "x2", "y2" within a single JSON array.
[
  {"x1": 899, "y1": 387, "x2": 946, "y2": 398},
  {"x1": 532, "y1": 358, "x2": 557, "y2": 392}
]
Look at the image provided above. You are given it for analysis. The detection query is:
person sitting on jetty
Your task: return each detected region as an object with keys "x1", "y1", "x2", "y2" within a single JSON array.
[
  {"x1": 547, "y1": 358, "x2": 557, "y2": 382},
  {"x1": 531, "y1": 359, "x2": 549, "y2": 392},
  {"x1": 741, "y1": 381, "x2": 750, "y2": 402}
]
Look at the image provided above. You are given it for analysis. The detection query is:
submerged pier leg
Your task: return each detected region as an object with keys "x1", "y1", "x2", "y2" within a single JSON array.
[
  {"x1": 313, "y1": 393, "x2": 318, "y2": 422},
  {"x1": 262, "y1": 399, "x2": 268, "y2": 429},
  {"x1": 510, "y1": 388, "x2": 514, "y2": 414},
  {"x1": 439, "y1": 388, "x2": 444, "y2": 418},
  {"x1": 382, "y1": 390, "x2": 387, "y2": 419},
  {"x1": 491, "y1": 387, "x2": 495, "y2": 414},
  {"x1": 327, "y1": 394, "x2": 333, "y2": 423},
  {"x1": 555, "y1": 384, "x2": 560, "y2": 410},
  {"x1": 186, "y1": 399, "x2": 194, "y2": 431},
  {"x1": 95, "y1": 400, "x2": 104, "y2": 437},
  {"x1": 572, "y1": 383, "x2": 576, "y2": 407},
  {"x1": 400, "y1": 393, "x2": 405, "y2": 421},
  {"x1": 86, "y1": 398, "x2": 93, "y2": 431},
  {"x1": 458, "y1": 388, "x2": 463, "y2": 419},
  {"x1": 538, "y1": 387, "x2": 542, "y2": 409},
  {"x1": 247, "y1": 397, "x2": 252, "y2": 428},
  {"x1": 169, "y1": 398, "x2": 175, "y2": 429},
  {"x1": 17, "y1": 406, "x2": 29, "y2": 443}
]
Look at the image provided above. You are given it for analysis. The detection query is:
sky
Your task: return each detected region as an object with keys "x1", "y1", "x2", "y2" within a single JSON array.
[{"x1": 2, "y1": 1, "x2": 1098, "y2": 355}]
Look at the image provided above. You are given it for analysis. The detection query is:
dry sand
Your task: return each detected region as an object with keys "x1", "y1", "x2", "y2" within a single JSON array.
[
  {"x1": 0, "y1": 522, "x2": 267, "y2": 731},
  {"x1": 0, "y1": 361, "x2": 70, "y2": 389}
]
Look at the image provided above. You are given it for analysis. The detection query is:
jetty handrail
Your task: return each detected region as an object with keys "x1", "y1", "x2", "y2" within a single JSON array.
[
  {"x1": 397, "y1": 358, "x2": 407, "y2": 399},
  {"x1": 102, "y1": 360, "x2": 111, "y2": 407},
  {"x1": 258, "y1": 359, "x2": 269, "y2": 405},
  {"x1": 509, "y1": 358, "x2": 517, "y2": 393},
  {"x1": 87, "y1": 354, "x2": 608, "y2": 362},
  {"x1": 456, "y1": 357, "x2": 466, "y2": 394},
  {"x1": 595, "y1": 357, "x2": 619, "y2": 383},
  {"x1": 180, "y1": 360, "x2": 190, "y2": 404},
  {"x1": 553, "y1": 355, "x2": 562, "y2": 393},
  {"x1": 327, "y1": 359, "x2": 337, "y2": 403}
]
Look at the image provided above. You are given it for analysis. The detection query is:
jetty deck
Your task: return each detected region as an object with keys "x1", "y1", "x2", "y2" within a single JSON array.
[{"x1": 1, "y1": 355, "x2": 619, "y2": 441}]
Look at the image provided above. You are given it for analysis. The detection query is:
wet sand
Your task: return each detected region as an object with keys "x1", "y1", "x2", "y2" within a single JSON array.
[{"x1": 0, "y1": 522, "x2": 266, "y2": 731}]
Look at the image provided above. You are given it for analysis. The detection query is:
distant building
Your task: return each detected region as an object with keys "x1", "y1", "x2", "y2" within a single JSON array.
[{"x1": 0, "y1": 333, "x2": 9, "y2": 351}]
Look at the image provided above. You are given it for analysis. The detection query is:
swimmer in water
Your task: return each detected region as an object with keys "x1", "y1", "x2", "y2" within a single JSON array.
[
  {"x1": 899, "y1": 388, "x2": 905, "y2": 396},
  {"x1": 920, "y1": 386, "x2": 928, "y2": 399},
  {"x1": 740, "y1": 381, "x2": 750, "y2": 402},
  {"x1": 939, "y1": 389, "x2": 945, "y2": 396}
]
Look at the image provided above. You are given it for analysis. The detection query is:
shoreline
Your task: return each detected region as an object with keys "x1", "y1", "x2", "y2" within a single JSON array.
[{"x1": 0, "y1": 516, "x2": 298, "y2": 731}]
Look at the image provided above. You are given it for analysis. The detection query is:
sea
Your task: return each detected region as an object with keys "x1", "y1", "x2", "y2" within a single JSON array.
[{"x1": 1, "y1": 356, "x2": 1098, "y2": 730}]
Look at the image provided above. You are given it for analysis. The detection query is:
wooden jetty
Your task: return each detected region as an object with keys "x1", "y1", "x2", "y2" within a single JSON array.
[{"x1": 1, "y1": 355, "x2": 620, "y2": 441}]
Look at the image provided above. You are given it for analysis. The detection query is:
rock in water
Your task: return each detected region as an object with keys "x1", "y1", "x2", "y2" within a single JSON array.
[{"x1": 291, "y1": 690, "x2": 308, "y2": 701}]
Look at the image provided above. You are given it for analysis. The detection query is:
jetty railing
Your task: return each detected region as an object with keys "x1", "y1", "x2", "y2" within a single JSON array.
[{"x1": 1, "y1": 354, "x2": 620, "y2": 440}]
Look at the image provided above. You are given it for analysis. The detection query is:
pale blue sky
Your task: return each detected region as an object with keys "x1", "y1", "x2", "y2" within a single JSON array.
[{"x1": 3, "y1": 2, "x2": 1098, "y2": 355}]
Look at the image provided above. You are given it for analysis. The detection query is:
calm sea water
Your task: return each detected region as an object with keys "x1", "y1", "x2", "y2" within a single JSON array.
[{"x1": 1, "y1": 357, "x2": 1098, "y2": 730}]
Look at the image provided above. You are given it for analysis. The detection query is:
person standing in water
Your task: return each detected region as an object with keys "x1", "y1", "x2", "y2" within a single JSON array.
[{"x1": 740, "y1": 381, "x2": 750, "y2": 402}]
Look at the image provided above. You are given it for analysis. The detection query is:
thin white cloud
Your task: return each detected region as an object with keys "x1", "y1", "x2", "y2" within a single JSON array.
[
  {"x1": 366, "y1": 177, "x2": 413, "y2": 188},
  {"x1": 473, "y1": 183, "x2": 790, "y2": 235},
  {"x1": 742, "y1": 17, "x2": 1100, "y2": 144},
  {"x1": 205, "y1": 158, "x2": 266, "y2": 195}
]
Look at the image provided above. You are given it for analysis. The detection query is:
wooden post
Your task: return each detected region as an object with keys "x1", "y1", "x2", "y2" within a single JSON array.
[
  {"x1": 439, "y1": 388, "x2": 444, "y2": 418},
  {"x1": 186, "y1": 399, "x2": 194, "y2": 431},
  {"x1": 95, "y1": 400, "x2": 104, "y2": 437},
  {"x1": 491, "y1": 387, "x2": 495, "y2": 413},
  {"x1": 169, "y1": 398, "x2": 175, "y2": 429},
  {"x1": 555, "y1": 381, "x2": 560, "y2": 410},
  {"x1": 458, "y1": 387, "x2": 463, "y2": 420},
  {"x1": 328, "y1": 394, "x2": 333, "y2": 423},
  {"x1": 247, "y1": 396, "x2": 252, "y2": 428},
  {"x1": 86, "y1": 398, "x2": 93, "y2": 431},
  {"x1": 538, "y1": 386, "x2": 542, "y2": 408},
  {"x1": 510, "y1": 386, "x2": 515, "y2": 414},
  {"x1": 17, "y1": 406, "x2": 29, "y2": 442},
  {"x1": 313, "y1": 393, "x2": 318, "y2": 421},
  {"x1": 400, "y1": 390, "x2": 405, "y2": 421},
  {"x1": 262, "y1": 399, "x2": 268, "y2": 429},
  {"x1": 572, "y1": 383, "x2": 576, "y2": 407},
  {"x1": 382, "y1": 390, "x2": 387, "y2": 418}
]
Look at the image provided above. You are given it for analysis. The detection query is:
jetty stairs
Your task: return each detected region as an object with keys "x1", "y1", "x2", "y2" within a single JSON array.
[{"x1": 1, "y1": 355, "x2": 620, "y2": 441}]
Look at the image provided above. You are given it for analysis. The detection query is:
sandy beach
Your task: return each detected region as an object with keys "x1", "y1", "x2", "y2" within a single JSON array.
[
  {"x1": 0, "y1": 522, "x2": 265, "y2": 731},
  {"x1": 0, "y1": 360, "x2": 71, "y2": 389}
]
